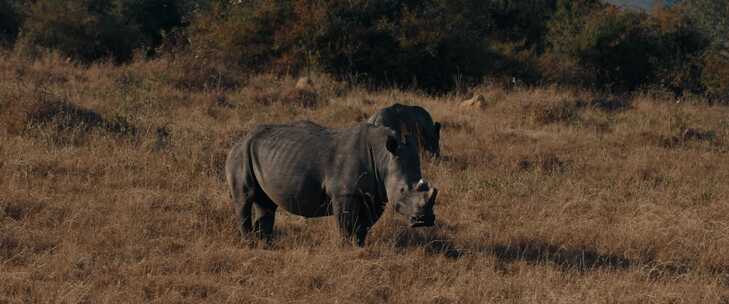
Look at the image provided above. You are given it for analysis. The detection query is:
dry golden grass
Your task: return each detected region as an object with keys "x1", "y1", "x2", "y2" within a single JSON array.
[{"x1": 3, "y1": 51, "x2": 729, "y2": 303}]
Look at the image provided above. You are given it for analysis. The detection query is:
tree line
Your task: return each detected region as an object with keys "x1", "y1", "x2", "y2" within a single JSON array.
[{"x1": 1, "y1": 0, "x2": 727, "y2": 99}]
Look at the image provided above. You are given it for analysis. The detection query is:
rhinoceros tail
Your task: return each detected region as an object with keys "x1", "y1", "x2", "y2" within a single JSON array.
[{"x1": 225, "y1": 138, "x2": 255, "y2": 235}]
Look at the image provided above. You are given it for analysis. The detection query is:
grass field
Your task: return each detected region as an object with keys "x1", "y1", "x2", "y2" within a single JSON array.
[{"x1": 2, "y1": 52, "x2": 729, "y2": 303}]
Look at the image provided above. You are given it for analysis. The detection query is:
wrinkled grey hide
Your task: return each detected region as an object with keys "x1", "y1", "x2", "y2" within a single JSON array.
[
  {"x1": 225, "y1": 121, "x2": 438, "y2": 246},
  {"x1": 368, "y1": 103, "x2": 441, "y2": 158}
]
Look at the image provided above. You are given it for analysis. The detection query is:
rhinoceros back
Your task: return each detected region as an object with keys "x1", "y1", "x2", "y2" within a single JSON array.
[{"x1": 243, "y1": 123, "x2": 336, "y2": 216}]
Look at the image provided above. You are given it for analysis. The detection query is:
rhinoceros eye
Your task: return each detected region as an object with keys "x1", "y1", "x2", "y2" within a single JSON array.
[{"x1": 399, "y1": 187, "x2": 405, "y2": 193}]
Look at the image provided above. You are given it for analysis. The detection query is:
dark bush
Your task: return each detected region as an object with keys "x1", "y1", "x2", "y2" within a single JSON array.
[
  {"x1": 526, "y1": 98, "x2": 586, "y2": 125},
  {"x1": 546, "y1": 0, "x2": 605, "y2": 56},
  {"x1": 579, "y1": 8, "x2": 658, "y2": 90},
  {"x1": 647, "y1": 4, "x2": 709, "y2": 96},
  {"x1": 681, "y1": 0, "x2": 729, "y2": 101},
  {"x1": 0, "y1": 0, "x2": 22, "y2": 46},
  {"x1": 188, "y1": 0, "x2": 494, "y2": 92},
  {"x1": 18, "y1": 0, "x2": 194, "y2": 62},
  {"x1": 542, "y1": 0, "x2": 603, "y2": 86},
  {"x1": 482, "y1": 1, "x2": 558, "y2": 85},
  {"x1": 120, "y1": 0, "x2": 192, "y2": 55},
  {"x1": 543, "y1": 0, "x2": 718, "y2": 94},
  {"x1": 684, "y1": 0, "x2": 728, "y2": 48},
  {"x1": 27, "y1": 98, "x2": 137, "y2": 137},
  {"x1": 490, "y1": 0, "x2": 557, "y2": 52},
  {"x1": 2, "y1": 0, "x2": 724, "y2": 100},
  {"x1": 701, "y1": 50, "x2": 729, "y2": 102},
  {"x1": 589, "y1": 97, "x2": 631, "y2": 112},
  {"x1": 549, "y1": 4, "x2": 660, "y2": 91},
  {"x1": 19, "y1": 0, "x2": 141, "y2": 62}
]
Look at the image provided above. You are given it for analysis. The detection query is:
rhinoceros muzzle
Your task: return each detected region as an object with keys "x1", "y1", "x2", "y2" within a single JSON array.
[
  {"x1": 409, "y1": 215, "x2": 435, "y2": 227},
  {"x1": 409, "y1": 187, "x2": 437, "y2": 228}
]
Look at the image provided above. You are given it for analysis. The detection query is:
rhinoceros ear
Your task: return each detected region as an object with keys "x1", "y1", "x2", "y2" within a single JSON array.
[{"x1": 386, "y1": 136, "x2": 399, "y2": 155}]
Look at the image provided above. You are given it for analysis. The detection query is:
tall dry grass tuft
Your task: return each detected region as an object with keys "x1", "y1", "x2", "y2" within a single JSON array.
[{"x1": 2, "y1": 51, "x2": 729, "y2": 303}]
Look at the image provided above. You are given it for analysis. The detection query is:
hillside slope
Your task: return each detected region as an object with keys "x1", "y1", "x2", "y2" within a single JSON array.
[{"x1": 2, "y1": 53, "x2": 729, "y2": 303}]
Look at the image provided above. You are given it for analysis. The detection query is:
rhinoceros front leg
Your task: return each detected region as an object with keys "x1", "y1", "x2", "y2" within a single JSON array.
[{"x1": 333, "y1": 197, "x2": 370, "y2": 247}]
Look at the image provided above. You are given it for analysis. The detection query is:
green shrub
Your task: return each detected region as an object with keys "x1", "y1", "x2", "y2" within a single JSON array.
[
  {"x1": 649, "y1": 5, "x2": 708, "y2": 96},
  {"x1": 544, "y1": 0, "x2": 603, "y2": 86},
  {"x1": 544, "y1": 1, "x2": 711, "y2": 93},
  {"x1": 701, "y1": 50, "x2": 729, "y2": 102},
  {"x1": 684, "y1": 0, "x2": 728, "y2": 48},
  {"x1": 682, "y1": 0, "x2": 729, "y2": 101},
  {"x1": 546, "y1": 0, "x2": 604, "y2": 56}
]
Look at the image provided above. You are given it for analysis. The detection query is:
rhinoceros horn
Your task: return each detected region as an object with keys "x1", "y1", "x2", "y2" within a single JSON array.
[{"x1": 416, "y1": 178, "x2": 430, "y2": 191}]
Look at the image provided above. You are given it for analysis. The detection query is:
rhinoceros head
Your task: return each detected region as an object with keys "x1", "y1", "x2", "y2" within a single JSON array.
[{"x1": 384, "y1": 135, "x2": 438, "y2": 227}]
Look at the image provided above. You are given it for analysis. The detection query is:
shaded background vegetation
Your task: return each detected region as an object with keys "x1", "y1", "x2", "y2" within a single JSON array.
[{"x1": 0, "y1": 0, "x2": 727, "y2": 96}]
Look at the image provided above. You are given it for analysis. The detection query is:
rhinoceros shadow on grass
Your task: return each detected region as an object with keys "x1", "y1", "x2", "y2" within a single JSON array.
[
  {"x1": 389, "y1": 224, "x2": 636, "y2": 272},
  {"x1": 394, "y1": 236, "x2": 637, "y2": 273},
  {"x1": 485, "y1": 239, "x2": 633, "y2": 272},
  {"x1": 390, "y1": 224, "x2": 465, "y2": 259}
]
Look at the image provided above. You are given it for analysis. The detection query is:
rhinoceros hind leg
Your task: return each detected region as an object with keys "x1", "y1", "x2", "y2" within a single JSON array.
[
  {"x1": 230, "y1": 176, "x2": 254, "y2": 237},
  {"x1": 252, "y1": 203, "x2": 277, "y2": 241},
  {"x1": 236, "y1": 199, "x2": 253, "y2": 236},
  {"x1": 354, "y1": 226, "x2": 369, "y2": 247}
]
